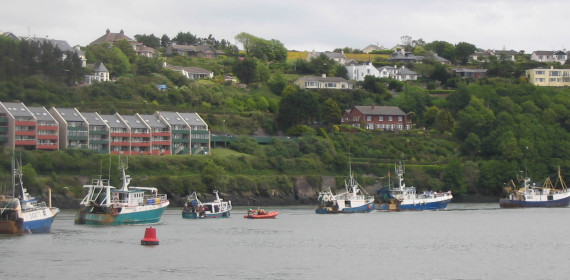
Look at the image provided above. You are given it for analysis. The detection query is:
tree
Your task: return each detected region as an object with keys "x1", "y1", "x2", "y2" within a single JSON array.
[
  {"x1": 277, "y1": 89, "x2": 320, "y2": 129},
  {"x1": 443, "y1": 157, "x2": 466, "y2": 195},
  {"x1": 115, "y1": 39, "x2": 137, "y2": 63},
  {"x1": 454, "y1": 97, "x2": 496, "y2": 141},
  {"x1": 455, "y1": 42, "x2": 477, "y2": 65},
  {"x1": 134, "y1": 34, "x2": 161, "y2": 49},
  {"x1": 268, "y1": 74, "x2": 287, "y2": 95},
  {"x1": 233, "y1": 57, "x2": 259, "y2": 84},
  {"x1": 321, "y1": 98, "x2": 342, "y2": 128},
  {"x1": 234, "y1": 32, "x2": 287, "y2": 62},
  {"x1": 424, "y1": 40, "x2": 456, "y2": 62},
  {"x1": 160, "y1": 34, "x2": 170, "y2": 48},
  {"x1": 173, "y1": 32, "x2": 198, "y2": 45}
]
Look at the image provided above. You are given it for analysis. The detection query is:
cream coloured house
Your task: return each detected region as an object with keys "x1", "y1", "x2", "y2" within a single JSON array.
[{"x1": 526, "y1": 66, "x2": 570, "y2": 86}]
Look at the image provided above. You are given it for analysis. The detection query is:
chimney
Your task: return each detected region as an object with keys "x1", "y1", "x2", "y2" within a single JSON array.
[
  {"x1": 322, "y1": 73, "x2": 326, "y2": 78},
  {"x1": 371, "y1": 103, "x2": 375, "y2": 109}
]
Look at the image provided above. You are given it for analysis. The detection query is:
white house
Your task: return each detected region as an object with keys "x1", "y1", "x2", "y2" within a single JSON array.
[{"x1": 346, "y1": 62, "x2": 380, "y2": 81}]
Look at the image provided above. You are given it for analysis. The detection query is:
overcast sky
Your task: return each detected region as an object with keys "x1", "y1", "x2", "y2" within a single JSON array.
[{"x1": 2, "y1": 0, "x2": 567, "y2": 53}]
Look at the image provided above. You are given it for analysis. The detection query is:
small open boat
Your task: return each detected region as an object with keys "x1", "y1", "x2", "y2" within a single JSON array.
[
  {"x1": 182, "y1": 190, "x2": 232, "y2": 219},
  {"x1": 244, "y1": 208, "x2": 279, "y2": 219}
]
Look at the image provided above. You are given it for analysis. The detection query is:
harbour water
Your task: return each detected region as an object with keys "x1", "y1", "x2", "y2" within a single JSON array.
[{"x1": 1, "y1": 203, "x2": 569, "y2": 279}]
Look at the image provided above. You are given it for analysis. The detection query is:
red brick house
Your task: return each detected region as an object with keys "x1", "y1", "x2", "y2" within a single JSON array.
[{"x1": 342, "y1": 105, "x2": 412, "y2": 131}]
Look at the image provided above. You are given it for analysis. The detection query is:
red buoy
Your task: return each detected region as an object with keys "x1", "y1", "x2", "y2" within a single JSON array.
[{"x1": 141, "y1": 226, "x2": 159, "y2": 245}]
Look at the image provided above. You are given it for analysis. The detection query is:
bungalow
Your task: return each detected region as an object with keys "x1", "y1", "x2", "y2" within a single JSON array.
[
  {"x1": 163, "y1": 63, "x2": 214, "y2": 80},
  {"x1": 393, "y1": 67, "x2": 419, "y2": 81},
  {"x1": 306, "y1": 51, "x2": 346, "y2": 65},
  {"x1": 165, "y1": 44, "x2": 225, "y2": 58},
  {"x1": 294, "y1": 74, "x2": 354, "y2": 90},
  {"x1": 362, "y1": 44, "x2": 386, "y2": 54},
  {"x1": 531, "y1": 50, "x2": 568, "y2": 64},
  {"x1": 454, "y1": 68, "x2": 487, "y2": 79},
  {"x1": 342, "y1": 105, "x2": 412, "y2": 131}
]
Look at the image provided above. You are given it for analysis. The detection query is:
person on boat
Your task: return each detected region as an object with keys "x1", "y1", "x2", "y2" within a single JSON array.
[{"x1": 257, "y1": 207, "x2": 265, "y2": 215}]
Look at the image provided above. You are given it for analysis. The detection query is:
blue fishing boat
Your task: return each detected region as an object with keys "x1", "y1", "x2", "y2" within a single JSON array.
[
  {"x1": 75, "y1": 164, "x2": 169, "y2": 225},
  {"x1": 499, "y1": 167, "x2": 570, "y2": 208},
  {"x1": 182, "y1": 190, "x2": 232, "y2": 219},
  {"x1": 0, "y1": 156, "x2": 59, "y2": 234},
  {"x1": 375, "y1": 162, "x2": 452, "y2": 211},
  {"x1": 316, "y1": 166, "x2": 375, "y2": 214}
]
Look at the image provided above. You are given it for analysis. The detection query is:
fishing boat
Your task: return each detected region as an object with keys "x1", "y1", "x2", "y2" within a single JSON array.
[
  {"x1": 375, "y1": 162, "x2": 452, "y2": 211},
  {"x1": 182, "y1": 190, "x2": 232, "y2": 219},
  {"x1": 0, "y1": 156, "x2": 59, "y2": 234},
  {"x1": 499, "y1": 167, "x2": 570, "y2": 208},
  {"x1": 316, "y1": 166, "x2": 375, "y2": 214},
  {"x1": 75, "y1": 164, "x2": 169, "y2": 225},
  {"x1": 244, "y1": 208, "x2": 279, "y2": 219}
]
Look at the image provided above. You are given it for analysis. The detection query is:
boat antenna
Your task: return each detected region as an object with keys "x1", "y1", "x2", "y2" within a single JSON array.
[{"x1": 11, "y1": 149, "x2": 15, "y2": 197}]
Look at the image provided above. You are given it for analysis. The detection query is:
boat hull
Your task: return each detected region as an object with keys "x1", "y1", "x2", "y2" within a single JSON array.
[
  {"x1": 75, "y1": 204, "x2": 168, "y2": 225},
  {"x1": 0, "y1": 208, "x2": 59, "y2": 234},
  {"x1": 398, "y1": 198, "x2": 452, "y2": 211},
  {"x1": 244, "y1": 212, "x2": 279, "y2": 219},
  {"x1": 315, "y1": 202, "x2": 375, "y2": 214},
  {"x1": 499, "y1": 195, "x2": 570, "y2": 208},
  {"x1": 23, "y1": 209, "x2": 59, "y2": 233},
  {"x1": 182, "y1": 210, "x2": 231, "y2": 219}
]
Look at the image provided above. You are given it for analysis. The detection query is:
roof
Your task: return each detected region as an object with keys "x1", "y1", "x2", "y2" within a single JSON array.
[
  {"x1": 533, "y1": 50, "x2": 567, "y2": 56},
  {"x1": 99, "y1": 114, "x2": 127, "y2": 129},
  {"x1": 52, "y1": 107, "x2": 84, "y2": 121},
  {"x1": 90, "y1": 29, "x2": 136, "y2": 45},
  {"x1": 94, "y1": 62, "x2": 109, "y2": 72},
  {"x1": 139, "y1": 114, "x2": 168, "y2": 128},
  {"x1": 398, "y1": 68, "x2": 418, "y2": 75},
  {"x1": 158, "y1": 112, "x2": 187, "y2": 126},
  {"x1": 353, "y1": 105, "x2": 406, "y2": 116},
  {"x1": 169, "y1": 44, "x2": 225, "y2": 54},
  {"x1": 81, "y1": 112, "x2": 107, "y2": 126},
  {"x1": 178, "y1": 112, "x2": 207, "y2": 126},
  {"x1": 296, "y1": 75, "x2": 354, "y2": 83},
  {"x1": 27, "y1": 106, "x2": 56, "y2": 121},
  {"x1": 24, "y1": 37, "x2": 75, "y2": 52},
  {"x1": 1, "y1": 102, "x2": 32, "y2": 117},
  {"x1": 163, "y1": 63, "x2": 212, "y2": 74},
  {"x1": 455, "y1": 68, "x2": 487, "y2": 73},
  {"x1": 121, "y1": 115, "x2": 147, "y2": 129}
]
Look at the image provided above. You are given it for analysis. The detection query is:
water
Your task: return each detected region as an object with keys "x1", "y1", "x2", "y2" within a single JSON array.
[{"x1": 1, "y1": 204, "x2": 569, "y2": 280}]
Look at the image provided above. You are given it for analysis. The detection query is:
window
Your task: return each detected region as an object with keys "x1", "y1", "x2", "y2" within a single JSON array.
[
  {"x1": 366, "y1": 116, "x2": 372, "y2": 121},
  {"x1": 535, "y1": 70, "x2": 545, "y2": 75},
  {"x1": 398, "y1": 116, "x2": 403, "y2": 122},
  {"x1": 388, "y1": 116, "x2": 393, "y2": 122},
  {"x1": 535, "y1": 78, "x2": 545, "y2": 82},
  {"x1": 378, "y1": 116, "x2": 383, "y2": 121},
  {"x1": 550, "y1": 71, "x2": 561, "y2": 77}
]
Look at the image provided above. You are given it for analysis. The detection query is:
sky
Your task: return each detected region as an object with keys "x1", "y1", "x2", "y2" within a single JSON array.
[{"x1": 2, "y1": 0, "x2": 568, "y2": 53}]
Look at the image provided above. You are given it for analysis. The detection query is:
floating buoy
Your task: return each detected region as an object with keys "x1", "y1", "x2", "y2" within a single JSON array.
[{"x1": 141, "y1": 226, "x2": 159, "y2": 245}]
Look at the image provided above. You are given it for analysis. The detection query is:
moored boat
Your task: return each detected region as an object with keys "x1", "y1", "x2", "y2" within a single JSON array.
[
  {"x1": 316, "y1": 166, "x2": 375, "y2": 214},
  {"x1": 0, "y1": 156, "x2": 59, "y2": 234},
  {"x1": 182, "y1": 190, "x2": 232, "y2": 219},
  {"x1": 75, "y1": 164, "x2": 169, "y2": 225},
  {"x1": 375, "y1": 162, "x2": 452, "y2": 211},
  {"x1": 244, "y1": 208, "x2": 279, "y2": 219},
  {"x1": 499, "y1": 167, "x2": 570, "y2": 208}
]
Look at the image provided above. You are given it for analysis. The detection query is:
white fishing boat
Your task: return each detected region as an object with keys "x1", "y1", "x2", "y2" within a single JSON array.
[
  {"x1": 316, "y1": 166, "x2": 375, "y2": 214},
  {"x1": 75, "y1": 162, "x2": 169, "y2": 225},
  {"x1": 182, "y1": 190, "x2": 232, "y2": 218},
  {"x1": 500, "y1": 167, "x2": 570, "y2": 208},
  {"x1": 375, "y1": 162, "x2": 452, "y2": 211},
  {"x1": 0, "y1": 155, "x2": 59, "y2": 234}
]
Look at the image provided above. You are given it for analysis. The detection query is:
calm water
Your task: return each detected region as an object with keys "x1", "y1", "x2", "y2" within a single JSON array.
[{"x1": 1, "y1": 203, "x2": 569, "y2": 280}]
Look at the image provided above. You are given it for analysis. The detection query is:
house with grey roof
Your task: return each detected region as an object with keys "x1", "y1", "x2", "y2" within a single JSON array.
[
  {"x1": 306, "y1": 51, "x2": 346, "y2": 65},
  {"x1": 122, "y1": 114, "x2": 151, "y2": 155},
  {"x1": 81, "y1": 112, "x2": 110, "y2": 154},
  {"x1": 294, "y1": 74, "x2": 354, "y2": 90},
  {"x1": 177, "y1": 112, "x2": 210, "y2": 154},
  {"x1": 99, "y1": 114, "x2": 130, "y2": 155},
  {"x1": 23, "y1": 36, "x2": 87, "y2": 67},
  {"x1": 49, "y1": 107, "x2": 88, "y2": 150},
  {"x1": 342, "y1": 105, "x2": 412, "y2": 131},
  {"x1": 139, "y1": 113, "x2": 171, "y2": 155},
  {"x1": 85, "y1": 62, "x2": 110, "y2": 84},
  {"x1": 454, "y1": 68, "x2": 487, "y2": 79},
  {"x1": 27, "y1": 106, "x2": 59, "y2": 150},
  {"x1": 165, "y1": 44, "x2": 225, "y2": 58},
  {"x1": 157, "y1": 111, "x2": 191, "y2": 155},
  {"x1": 531, "y1": 50, "x2": 568, "y2": 64},
  {"x1": 0, "y1": 102, "x2": 37, "y2": 150},
  {"x1": 362, "y1": 44, "x2": 386, "y2": 54},
  {"x1": 394, "y1": 67, "x2": 419, "y2": 81},
  {"x1": 163, "y1": 63, "x2": 213, "y2": 80}
]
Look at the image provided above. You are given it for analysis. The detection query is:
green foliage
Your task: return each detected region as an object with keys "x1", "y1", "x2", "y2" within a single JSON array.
[{"x1": 235, "y1": 32, "x2": 287, "y2": 62}]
